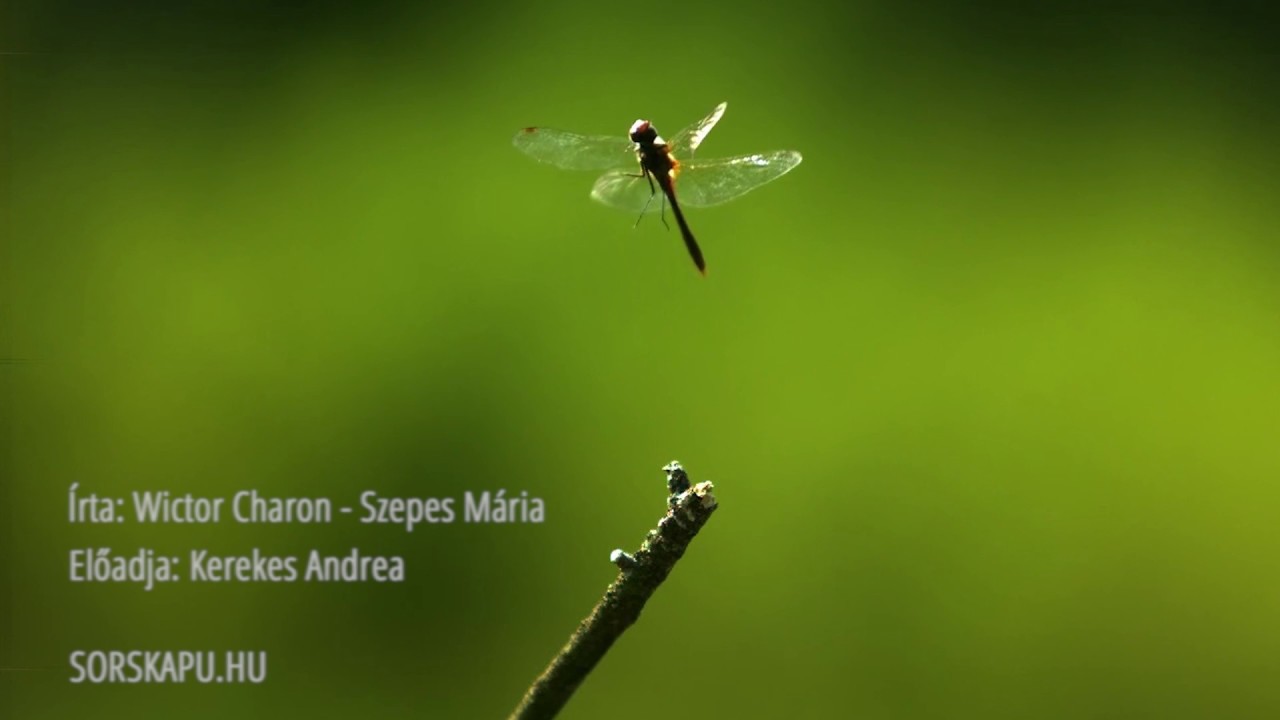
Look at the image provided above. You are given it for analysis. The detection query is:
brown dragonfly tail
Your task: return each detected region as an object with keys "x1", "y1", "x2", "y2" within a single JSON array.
[{"x1": 661, "y1": 180, "x2": 706, "y2": 275}]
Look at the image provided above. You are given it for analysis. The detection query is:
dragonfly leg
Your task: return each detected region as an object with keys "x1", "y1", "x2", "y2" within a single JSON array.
[{"x1": 634, "y1": 171, "x2": 658, "y2": 229}]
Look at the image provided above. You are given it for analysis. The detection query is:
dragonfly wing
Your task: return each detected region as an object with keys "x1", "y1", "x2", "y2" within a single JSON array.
[
  {"x1": 676, "y1": 151, "x2": 803, "y2": 208},
  {"x1": 512, "y1": 128, "x2": 635, "y2": 170},
  {"x1": 589, "y1": 170, "x2": 665, "y2": 214},
  {"x1": 668, "y1": 102, "x2": 727, "y2": 157}
]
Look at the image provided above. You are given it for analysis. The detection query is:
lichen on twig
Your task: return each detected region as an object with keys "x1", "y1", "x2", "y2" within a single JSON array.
[{"x1": 508, "y1": 461, "x2": 719, "y2": 720}]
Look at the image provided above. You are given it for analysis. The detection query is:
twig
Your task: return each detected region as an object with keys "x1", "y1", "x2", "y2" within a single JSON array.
[{"x1": 509, "y1": 461, "x2": 719, "y2": 720}]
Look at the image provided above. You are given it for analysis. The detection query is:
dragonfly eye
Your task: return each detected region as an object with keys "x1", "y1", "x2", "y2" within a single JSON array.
[{"x1": 629, "y1": 120, "x2": 656, "y2": 143}]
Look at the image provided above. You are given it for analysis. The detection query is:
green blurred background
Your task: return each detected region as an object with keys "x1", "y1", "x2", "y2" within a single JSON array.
[{"x1": 4, "y1": 1, "x2": 1279, "y2": 717}]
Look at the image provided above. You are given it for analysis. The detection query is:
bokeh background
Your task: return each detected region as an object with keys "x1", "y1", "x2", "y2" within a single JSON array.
[{"x1": 4, "y1": 1, "x2": 1279, "y2": 718}]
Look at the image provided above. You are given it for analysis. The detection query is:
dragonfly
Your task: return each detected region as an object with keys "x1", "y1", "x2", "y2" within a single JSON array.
[{"x1": 512, "y1": 102, "x2": 802, "y2": 275}]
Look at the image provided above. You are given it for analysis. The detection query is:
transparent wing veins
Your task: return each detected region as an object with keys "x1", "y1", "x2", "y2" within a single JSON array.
[
  {"x1": 668, "y1": 101, "x2": 727, "y2": 157},
  {"x1": 591, "y1": 149, "x2": 803, "y2": 212},
  {"x1": 512, "y1": 128, "x2": 635, "y2": 171}
]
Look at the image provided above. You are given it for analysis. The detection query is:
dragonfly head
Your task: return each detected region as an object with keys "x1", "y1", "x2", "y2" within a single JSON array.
[{"x1": 629, "y1": 119, "x2": 659, "y2": 144}]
